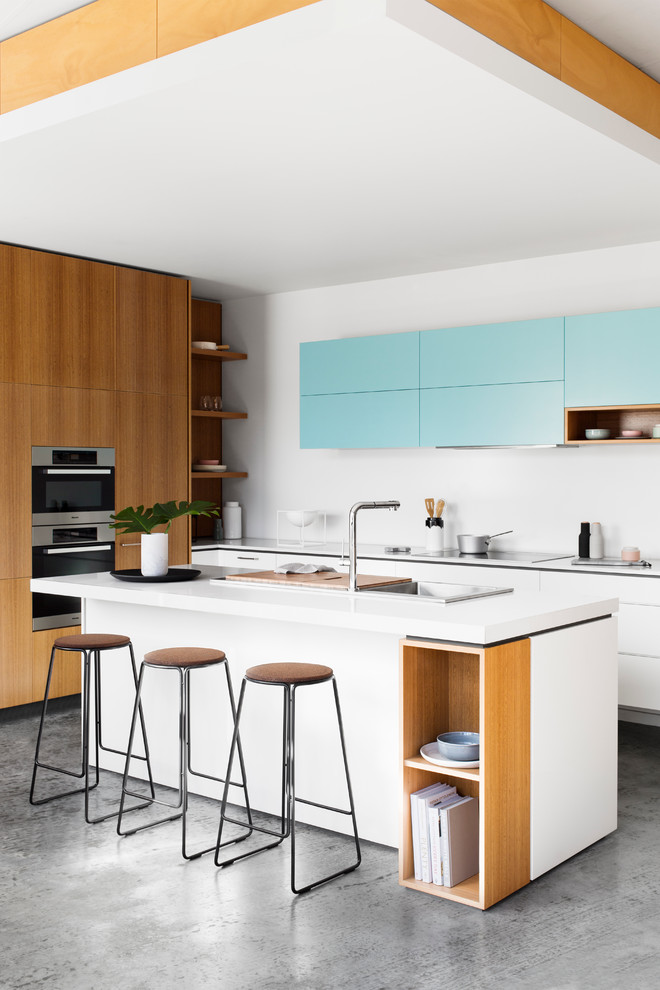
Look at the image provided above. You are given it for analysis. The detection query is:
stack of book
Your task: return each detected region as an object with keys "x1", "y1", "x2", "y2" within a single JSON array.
[{"x1": 410, "y1": 782, "x2": 479, "y2": 887}]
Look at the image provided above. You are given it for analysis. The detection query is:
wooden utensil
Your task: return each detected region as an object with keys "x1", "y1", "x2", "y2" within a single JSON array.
[
  {"x1": 425, "y1": 498, "x2": 435, "y2": 517},
  {"x1": 435, "y1": 499, "x2": 446, "y2": 517}
]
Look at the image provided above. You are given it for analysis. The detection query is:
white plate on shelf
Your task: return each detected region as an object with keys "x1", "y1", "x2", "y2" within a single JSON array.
[
  {"x1": 192, "y1": 464, "x2": 227, "y2": 472},
  {"x1": 419, "y1": 742, "x2": 479, "y2": 769}
]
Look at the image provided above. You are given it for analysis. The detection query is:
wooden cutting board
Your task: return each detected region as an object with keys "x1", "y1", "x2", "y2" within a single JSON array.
[{"x1": 224, "y1": 570, "x2": 410, "y2": 591}]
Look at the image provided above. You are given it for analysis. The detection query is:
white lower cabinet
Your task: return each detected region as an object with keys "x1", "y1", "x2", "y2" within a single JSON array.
[
  {"x1": 191, "y1": 548, "x2": 276, "y2": 569},
  {"x1": 539, "y1": 570, "x2": 660, "y2": 712}
]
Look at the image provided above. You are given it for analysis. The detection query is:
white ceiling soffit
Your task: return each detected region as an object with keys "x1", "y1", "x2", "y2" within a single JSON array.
[{"x1": 0, "y1": 0, "x2": 659, "y2": 300}]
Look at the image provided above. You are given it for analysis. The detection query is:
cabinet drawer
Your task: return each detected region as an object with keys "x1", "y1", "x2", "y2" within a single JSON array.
[
  {"x1": 619, "y1": 653, "x2": 660, "y2": 710},
  {"x1": 300, "y1": 390, "x2": 419, "y2": 449},
  {"x1": 539, "y1": 570, "x2": 660, "y2": 606},
  {"x1": 420, "y1": 318, "x2": 564, "y2": 388},
  {"x1": 193, "y1": 548, "x2": 276, "y2": 569},
  {"x1": 618, "y1": 604, "x2": 660, "y2": 657},
  {"x1": 300, "y1": 332, "x2": 419, "y2": 395},
  {"x1": 419, "y1": 381, "x2": 564, "y2": 447},
  {"x1": 394, "y1": 560, "x2": 540, "y2": 592}
]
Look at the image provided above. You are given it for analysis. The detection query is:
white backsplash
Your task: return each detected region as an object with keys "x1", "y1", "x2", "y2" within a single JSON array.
[{"x1": 219, "y1": 239, "x2": 660, "y2": 559}]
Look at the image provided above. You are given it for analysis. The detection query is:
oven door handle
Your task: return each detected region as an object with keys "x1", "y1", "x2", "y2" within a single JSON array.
[
  {"x1": 43, "y1": 468, "x2": 112, "y2": 475},
  {"x1": 42, "y1": 544, "x2": 113, "y2": 554}
]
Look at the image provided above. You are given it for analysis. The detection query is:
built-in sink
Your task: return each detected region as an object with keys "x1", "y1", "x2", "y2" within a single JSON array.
[{"x1": 365, "y1": 581, "x2": 514, "y2": 603}]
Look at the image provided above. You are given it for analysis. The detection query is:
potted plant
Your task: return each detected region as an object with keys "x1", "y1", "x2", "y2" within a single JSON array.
[{"x1": 110, "y1": 500, "x2": 219, "y2": 577}]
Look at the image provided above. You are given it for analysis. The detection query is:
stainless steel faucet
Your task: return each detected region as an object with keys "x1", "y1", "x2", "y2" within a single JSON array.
[{"x1": 348, "y1": 500, "x2": 400, "y2": 591}]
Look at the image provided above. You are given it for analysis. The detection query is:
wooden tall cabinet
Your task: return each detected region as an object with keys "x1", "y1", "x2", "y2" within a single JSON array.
[
  {"x1": 115, "y1": 391, "x2": 189, "y2": 570},
  {"x1": 0, "y1": 242, "x2": 192, "y2": 708},
  {"x1": 30, "y1": 251, "x2": 116, "y2": 389},
  {"x1": 0, "y1": 243, "x2": 31, "y2": 384},
  {"x1": 116, "y1": 266, "x2": 189, "y2": 396}
]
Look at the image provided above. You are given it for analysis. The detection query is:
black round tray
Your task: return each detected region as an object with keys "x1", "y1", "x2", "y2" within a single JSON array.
[{"x1": 110, "y1": 568, "x2": 201, "y2": 583}]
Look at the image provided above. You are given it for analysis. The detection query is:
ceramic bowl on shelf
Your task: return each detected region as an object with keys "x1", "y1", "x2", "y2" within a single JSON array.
[
  {"x1": 197, "y1": 459, "x2": 219, "y2": 465},
  {"x1": 436, "y1": 731, "x2": 480, "y2": 761},
  {"x1": 585, "y1": 428, "x2": 610, "y2": 440},
  {"x1": 192, "y1": 464, "x2": 226, "y2": 472},
  {"x1": 620, "y1": 429, "x2": 643, "y2": 438},
  {"x1": 191, "y1": 340, "x2": 217, "y2": 350}
]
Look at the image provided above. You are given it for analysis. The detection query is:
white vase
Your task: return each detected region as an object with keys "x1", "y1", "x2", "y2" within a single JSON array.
[{"x1": 141, "y1": 532, "x2": 169, "y2": 577}]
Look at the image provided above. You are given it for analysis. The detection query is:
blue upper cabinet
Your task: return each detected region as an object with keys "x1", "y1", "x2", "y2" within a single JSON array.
[
  {"x1": 420, "y1": 382, "x2": 565, "y2": 447},
  {"x1": 420, "y1": 318, "x2": 564, "y2": 388},
  {"x1": 300, "y1": 332, "x2": 419, "y2": 395},
  {"x1": 300, "y1": 391, "x2": 419, "y2": 449},
  {"x1": 565, "y1": 307, "x2": 660, "y2": 407}
]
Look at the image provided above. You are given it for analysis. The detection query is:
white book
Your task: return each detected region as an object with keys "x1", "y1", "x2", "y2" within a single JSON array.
[
  {"x1": 418, "y1": 784, "x2": 457, "y2": 883},
  {"x1": 411, "y1": 782, "x2": 453, "y2": 881},
  {"x1": 440, "y1": 796, "x2": 479, "y2": 888},
  {"x1": 428, "y1": 793, "x2": 466, "y2": 885}
]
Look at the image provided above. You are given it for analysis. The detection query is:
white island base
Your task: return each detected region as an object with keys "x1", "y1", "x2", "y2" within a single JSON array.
[{"x1": 31, "y1": 567, "x2": 619, "y2": 909}]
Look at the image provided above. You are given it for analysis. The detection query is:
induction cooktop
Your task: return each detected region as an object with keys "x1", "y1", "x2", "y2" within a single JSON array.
[{"x1": 411, "y1": 549, "x2": 573, "y2": 562}]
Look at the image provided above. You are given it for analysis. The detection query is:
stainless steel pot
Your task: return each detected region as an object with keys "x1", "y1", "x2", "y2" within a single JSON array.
[{"x1": 457, "y1": 530, "x2": 513, "y2": 554}]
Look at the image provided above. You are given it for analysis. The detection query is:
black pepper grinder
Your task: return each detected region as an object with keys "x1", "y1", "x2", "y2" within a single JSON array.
[{"x1": 578, "y1": 522, "x2": 591, "y2": 558}]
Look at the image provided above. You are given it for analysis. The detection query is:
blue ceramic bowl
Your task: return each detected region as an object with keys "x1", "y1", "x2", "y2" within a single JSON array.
[{"x1": 436, "y1": 731, "x2": 480, "y2": 761}]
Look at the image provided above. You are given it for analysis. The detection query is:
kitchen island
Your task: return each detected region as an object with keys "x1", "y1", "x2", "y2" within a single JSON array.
[{"x1": 31, "y1": 566, "x2": 618, "y2": 908}]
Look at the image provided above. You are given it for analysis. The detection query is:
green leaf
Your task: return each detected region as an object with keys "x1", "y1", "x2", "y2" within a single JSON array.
[
  {"x1": 109, "y1": 505, "x2": 160, "y2": 534},
  {"x1": 152, "y1": 500, "x2": 220, "y2": 531}
]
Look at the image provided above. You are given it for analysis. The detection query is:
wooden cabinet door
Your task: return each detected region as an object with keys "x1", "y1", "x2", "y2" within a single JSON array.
[
  {"x1": 0, "y1": 243, "x2": 31, "y2": 384},
  {"x1": 32, "y1": 625, "x2": 81, "y2": 701},
  {"x1": 115, "y1": 392, "x2": 189, "y2": 569},
  {"x1": 0, "y1": 578, "x2": 33, "y2": 708},
  {"x1": 420, "y1": 381, "x2": 565, "y2": 447},
  {"x1": 30, "y1": 251, "x2": 115, "y2": 389},
  {"x1": 300, "y1": 332, "x2": 419, "y2": 395},
  {"x1": 300, "y1": 390, "x2": 419, "y2": 448},
  {"x1": 31, "y1": 385, "x2": 116, "y2": 447},
  {"x1": 420, "y1": 318, "x2": 565, "y2": 388},
  {"x1": 116, "y1": 267, "x2": 189, "y2": 396},
  {"x1": 565, "y1": 307, "x2": 660, "y2": 406},
  {"x1": 0, "y1": 384, "x2": 31, "y2": 580}
]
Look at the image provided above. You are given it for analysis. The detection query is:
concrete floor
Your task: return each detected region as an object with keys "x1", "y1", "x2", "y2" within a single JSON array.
[{"x1": 2, "y1": 699, "x2": 659, "y2": 990}]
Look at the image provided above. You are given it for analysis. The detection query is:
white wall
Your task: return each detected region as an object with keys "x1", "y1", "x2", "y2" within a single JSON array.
[{"x1": 219, "y1": 240, "x2": 660, "y2": 558}]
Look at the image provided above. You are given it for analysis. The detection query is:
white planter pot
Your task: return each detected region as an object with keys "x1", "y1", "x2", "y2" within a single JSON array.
[{"x1": 141, "y1": 532, "x2": 169, "y2": 577}]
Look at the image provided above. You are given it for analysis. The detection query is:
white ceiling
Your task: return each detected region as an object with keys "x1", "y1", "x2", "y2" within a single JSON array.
[{"x1": 0, "y1": 0, "x2": 659, "y2": 299}]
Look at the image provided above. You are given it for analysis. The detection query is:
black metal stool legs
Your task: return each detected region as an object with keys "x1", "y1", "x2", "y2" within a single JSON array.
[
  {"x1": 30, "y1": 641, "x2": 154, "y2": 824},
  {"x1": 215, "y1": 676, "x2": 361, "y2": 894},
  {"x1": 117, "y1": 659, "x2": 253, "y2": 861}
]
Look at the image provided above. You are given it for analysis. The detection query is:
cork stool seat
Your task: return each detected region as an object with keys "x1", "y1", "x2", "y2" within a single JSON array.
[
  {"x1": 117, "y1": 645, "x2": 251, "y2": 862},
  {"x1": 215, "y1": 661, "x2": 361, "y2": 894},
  {"x1": 30, "y1": 632, "x2": 153, "y2": 825}
]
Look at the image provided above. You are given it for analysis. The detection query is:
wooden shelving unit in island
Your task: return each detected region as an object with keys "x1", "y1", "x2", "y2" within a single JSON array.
[
  {"x1": 189, "y1": 300, "x2": 247, "y2": 540},
  {"x1": 400, "y1": 637, "x2": 531, "y2": 910}
]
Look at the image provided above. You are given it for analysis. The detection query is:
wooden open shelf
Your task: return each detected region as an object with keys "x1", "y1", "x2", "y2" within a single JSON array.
[
  {"x1": 400, "y1": 637, "x2": 530, "y2": 910},
  {"x1": 191, "y1": 348, "x2": 247, "y2": 361},
  {"x1": 565, "y1": 404, "x2": 660, "y2": 444},
  {"x1": 189, "y1": 300, "x2": 247, "y2": 541},
  {"x1": 191, "y1": 410, "x2": 248, "y2": 420},
  {"x1": 190, "y1": 471, "x2": 248, "y2": 480}
]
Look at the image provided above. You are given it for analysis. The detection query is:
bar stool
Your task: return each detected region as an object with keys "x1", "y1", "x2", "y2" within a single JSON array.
[
  {"x1": 117, "y1": 647, "x2": 252, "y2": 861},
  {"x1": 215, "y1": 662, "x2": 361, "y2": 894},
  {"x1": 30, "y1": 633, "x2": 153, "y2": 824}
]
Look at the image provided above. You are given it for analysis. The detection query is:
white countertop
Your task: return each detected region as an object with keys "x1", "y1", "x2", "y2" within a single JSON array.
[
  {"x1": 31, "y1": 566, "x2": 618, "y2": 647},
  {"x1": 193, "y1": 538, "x2": 660, "y2": 577}
]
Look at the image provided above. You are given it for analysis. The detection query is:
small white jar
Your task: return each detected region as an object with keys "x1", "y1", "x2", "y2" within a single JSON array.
[{"x1": 223, "y1": 502, "x2": 242, "y2": 541}]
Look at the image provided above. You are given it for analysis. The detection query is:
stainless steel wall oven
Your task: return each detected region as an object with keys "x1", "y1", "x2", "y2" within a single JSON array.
[{"x1": 31, "y1": 447, "x2": 115, "y2": 631}]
